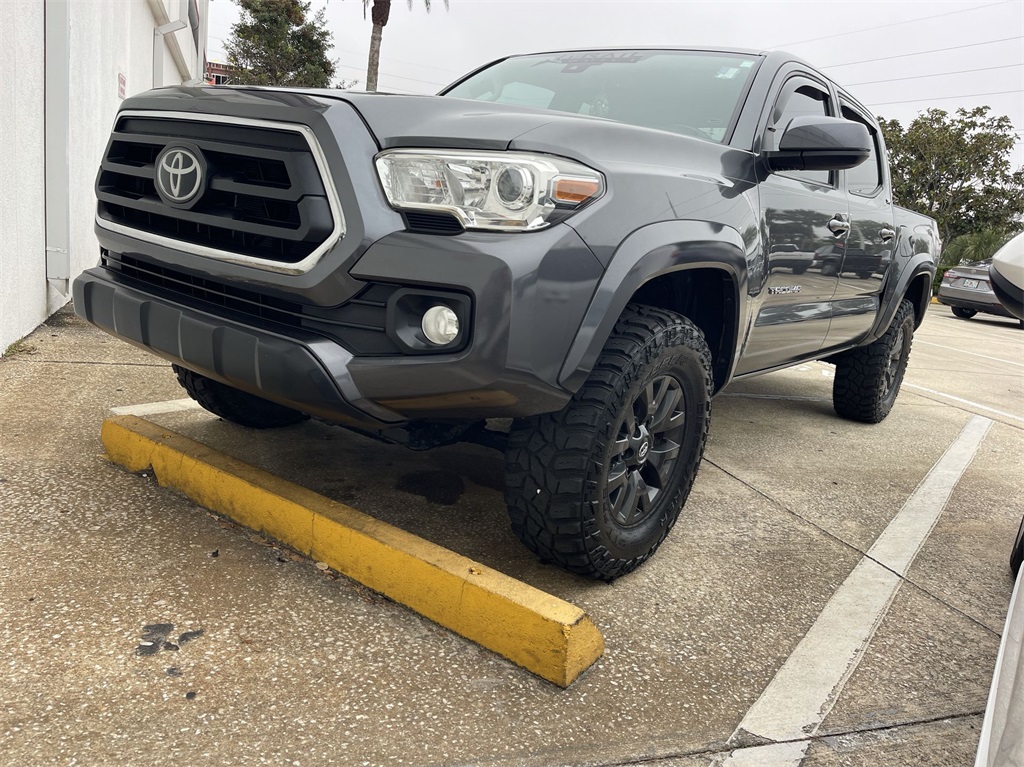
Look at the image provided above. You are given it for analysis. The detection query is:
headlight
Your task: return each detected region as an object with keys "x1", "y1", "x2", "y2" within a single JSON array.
[{"x1": 375, "y1": 150, "x2": 605, "y2": 232}]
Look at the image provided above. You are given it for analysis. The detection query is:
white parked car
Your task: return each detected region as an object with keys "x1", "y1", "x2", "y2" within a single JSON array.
[{"x1": 975, "y1": 231, "x2": 1024, "y2": 767}]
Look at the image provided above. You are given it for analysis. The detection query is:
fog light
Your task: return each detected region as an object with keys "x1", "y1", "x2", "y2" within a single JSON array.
[{"x1": 421, "y1": 305, "x2": 459, "y2": 345}]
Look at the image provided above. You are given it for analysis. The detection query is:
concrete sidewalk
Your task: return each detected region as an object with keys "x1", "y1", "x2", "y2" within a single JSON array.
[{"x1": 1, "y1": 305, "x2": 1020, "y2": 766}]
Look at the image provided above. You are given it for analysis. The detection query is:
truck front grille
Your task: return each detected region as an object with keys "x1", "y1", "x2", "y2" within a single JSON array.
[{"x1": 96, "y1": 113, "x2": 343, "y2": 274}]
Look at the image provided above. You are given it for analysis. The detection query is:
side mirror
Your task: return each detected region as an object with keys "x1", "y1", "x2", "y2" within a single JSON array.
[{"x1": 764, "y1": 116, "x2": 872, "y2": 173}]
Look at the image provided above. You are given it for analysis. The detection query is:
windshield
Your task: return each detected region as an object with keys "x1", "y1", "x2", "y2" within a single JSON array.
[{"x1": 443, "y1": 50, "x2": 760, "y2": 143}]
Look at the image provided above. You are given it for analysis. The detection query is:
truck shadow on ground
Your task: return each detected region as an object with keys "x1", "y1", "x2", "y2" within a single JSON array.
[
  {"x1": 158, "y1": 411, "x2": 588, "y2": 593},
  {"x1": 156, "y1": 367, "x2": 845, "y2": 596}
]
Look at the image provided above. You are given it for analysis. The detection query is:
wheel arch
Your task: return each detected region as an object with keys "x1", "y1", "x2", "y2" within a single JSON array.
[
  {"x1": 629, "y1": 269, "x2": 739, "y2": 392},
  {"x1": 868, "y1": 255, "x2": 936, "y2": 340},
  {"x1": 904, "y1": 270, "x2": 932, "y2": 328},
  {"x1": 559, "y1": 221, "x2": 748, "y2": 394}
]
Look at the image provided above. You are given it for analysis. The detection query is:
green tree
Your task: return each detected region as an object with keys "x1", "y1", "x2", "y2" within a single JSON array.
[
  {"x1": 226, "y1": 0, "x2": 336, "y2": 88},
  {"x1": 361, "y1": 0, "x2": 449, "y2": 92},
  {"x1": 879, "y1": 107, "x2": 1024, "y2": 242}
]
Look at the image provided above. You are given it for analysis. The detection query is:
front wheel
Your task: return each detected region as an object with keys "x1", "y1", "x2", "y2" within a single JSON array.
[
  {"x1": 504, "y1": 305, "x2": 713, "y2": 580},
  {"x1": 952, "y1": 307, "x2": 977, "y2": 319},
  {"x1": 832, "y1": 299, "x2": 915, "y2": 423}
]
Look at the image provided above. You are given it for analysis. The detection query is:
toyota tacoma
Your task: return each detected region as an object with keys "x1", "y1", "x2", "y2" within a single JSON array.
[{"x1": 74, "y1": 48, "x2": 940, "y2": 579}]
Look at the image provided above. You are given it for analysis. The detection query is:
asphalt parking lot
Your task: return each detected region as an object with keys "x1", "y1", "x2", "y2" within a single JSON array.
[{"x1": 1, "y1": 304, "x2": 1021, "y2": 766}]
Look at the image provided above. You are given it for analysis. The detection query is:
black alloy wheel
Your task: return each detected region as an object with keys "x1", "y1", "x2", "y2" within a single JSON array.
[
  {"x1": 882, "y1": 321, "x2": 908, "y2": 400},
  {"x1": 604, "y1": 375, "x2": 687, "y2": 529}
]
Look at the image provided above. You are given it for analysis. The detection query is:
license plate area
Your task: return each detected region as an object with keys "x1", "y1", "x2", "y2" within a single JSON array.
[{"x1": 963, "y1": 278, "x2": 980, "y2": 289}]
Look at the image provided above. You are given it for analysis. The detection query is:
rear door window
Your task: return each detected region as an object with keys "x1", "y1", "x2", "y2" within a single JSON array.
[{"x1": 840, "y1": 103, "x2": 883, "y2": 196}]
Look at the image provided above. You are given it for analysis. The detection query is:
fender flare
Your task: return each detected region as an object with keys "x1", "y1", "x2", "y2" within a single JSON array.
[
  {"x1": 558, "y1": 220, "x2": 749, "y2": 392},
  {"x1": 868, "y1": 253, "x2": 936, "y2": 341}
]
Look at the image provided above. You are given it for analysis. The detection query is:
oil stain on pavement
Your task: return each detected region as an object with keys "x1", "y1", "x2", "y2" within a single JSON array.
[
  {"x1": 134, "y1": 623, "x2": 204, "y2": 656},
  {"x1": 395, "y1": 470, "x2": 465, "y2": 505}
]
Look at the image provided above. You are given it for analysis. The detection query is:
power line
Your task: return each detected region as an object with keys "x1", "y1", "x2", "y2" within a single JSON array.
[
  {"x1": 866, "y1": 88, "x2": 1024, "y2": 108},
  {"x1": 845, "y1": 63, "x2": 1024, "y2": 87},
  {"x1": 774, "y1": 1, "x2": 1015, "y2": 49},
  {"x1": 206, "y1": 37, "x2": 459, "y2": 83},
  {"x1": 822, "y1": 35, "x2": 1024, "y2": 69},
  {"x1": 333, "y1": 47, "x2": 465, "y2": 76},
  {"x1": 334, "y1": 62, "x2": 446, "y2": 88},
  {"x1": 375, "y1": 85, "x2": 430, "y2": 95}
]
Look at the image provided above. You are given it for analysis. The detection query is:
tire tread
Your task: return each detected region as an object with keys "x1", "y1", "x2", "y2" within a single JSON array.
[
  {"x1": 173, "y1": 365, "x2": 306, "y2": 429},
  {"x1": 504, "y1": 304, "x2": 713, "y2": 580},
  {"x1": 832, "y1": 299, "x2": 914, "y2": 424}
]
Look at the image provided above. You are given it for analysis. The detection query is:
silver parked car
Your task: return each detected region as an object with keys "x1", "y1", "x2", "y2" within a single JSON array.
[{"x1": 938, "y1": 258, "x2": 1024, "y2": 328}]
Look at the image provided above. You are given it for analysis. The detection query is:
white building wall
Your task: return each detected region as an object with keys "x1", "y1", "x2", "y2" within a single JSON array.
[
  {"x1": 0, "y1": 0, "x2": 208, "y2": 355},
  {"x1": 0, "y1": 1, "x2": 47, "y2": 351}
]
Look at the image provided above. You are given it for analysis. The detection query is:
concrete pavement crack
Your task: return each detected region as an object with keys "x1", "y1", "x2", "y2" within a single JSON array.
[
  {"x1": 4, "y1": 358, "x2": 166, "y2": 367},
  {"x1": 446, "y1": 710, "x2": 987, "y2": 767},
  {"x1": 593, "y1": 710, "x2": 987, "y2": 766},
  {"x1": 904, "y1": 388, "x2": 1024, "y2": 432},
  {"x1": 703, "y1": 457, "x2": 1003, "y2": 638}
]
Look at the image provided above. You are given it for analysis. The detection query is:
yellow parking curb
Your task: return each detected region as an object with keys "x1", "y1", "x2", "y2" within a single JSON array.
[{"x1": 101, "y1": 415, "x2": 604, "y2": 687}]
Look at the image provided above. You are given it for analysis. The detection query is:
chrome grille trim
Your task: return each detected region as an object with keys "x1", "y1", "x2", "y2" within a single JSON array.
[{"x1": 95, "y1": 110, "x2": 346, "y2": 276}]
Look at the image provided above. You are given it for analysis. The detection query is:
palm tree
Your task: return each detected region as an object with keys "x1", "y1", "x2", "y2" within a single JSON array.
[
  {"x1": 361, "y1": 0, "x2": 449, "y2": 92},
  {"x1": 933, "y1": 227, "x2": 1015, "y2": 292}
]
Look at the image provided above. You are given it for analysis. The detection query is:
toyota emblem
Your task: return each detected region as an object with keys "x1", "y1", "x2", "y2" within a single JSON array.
[{"x1": 155, "y1": 146, "x2": 205, "y2": 206}]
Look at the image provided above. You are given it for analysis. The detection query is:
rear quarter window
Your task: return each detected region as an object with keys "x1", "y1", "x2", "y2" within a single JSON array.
[{"x1": 841, "y1": 103, "x2": 883, "y2": 195}]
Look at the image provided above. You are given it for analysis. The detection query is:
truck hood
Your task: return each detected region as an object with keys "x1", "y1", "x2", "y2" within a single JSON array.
[
  {"x1": 321, "y1": 92, "x2": 749, "y2": 185},
  {"x1": 320, "y1": 92, "x2": 569, "y2": 151},
  {"x1": 119, "y1": 86, "x2": 751, "y2": 188}
]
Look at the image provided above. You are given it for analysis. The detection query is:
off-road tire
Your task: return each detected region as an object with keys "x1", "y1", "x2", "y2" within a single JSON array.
[
  {"x1": 504, "y1": 304, "x2": 713, "y2": 581},
  {"x1": 951, "y1": 307, "x2": 977, "y2": 319},
  {"x1": 173, "y1": 365, "x2": 307, "y2": 429},
  {"x1": 832, "y1": 299, "x2": 915, "y2": 423}
]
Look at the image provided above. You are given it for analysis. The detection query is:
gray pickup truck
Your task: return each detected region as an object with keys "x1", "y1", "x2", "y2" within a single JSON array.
[{"x1": 74, "y1": 47, "x2": 939, "y2": 580}]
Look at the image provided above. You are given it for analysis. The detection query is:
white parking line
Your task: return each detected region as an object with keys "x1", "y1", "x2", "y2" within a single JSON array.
[
  {"x1": 110, "y1": 398, "x2": 201, "y2": 416},
  {"x1": 904, "y1": 384, "x2": 1024, "y2": 425},
  {"x1": 915, "y1": 339, "x2": 1024, "y2": 368},
  {"x1": 716, "y1": 415, "x2": 993, "y2": 766}
]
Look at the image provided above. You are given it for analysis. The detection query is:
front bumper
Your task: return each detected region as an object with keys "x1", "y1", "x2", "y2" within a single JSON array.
[
  {"x1": 73, "y1": 270, "x2": 404, "y2": 429},
  {"x1": 74, "y1": 224, "x2": 604, "y2": 426}
]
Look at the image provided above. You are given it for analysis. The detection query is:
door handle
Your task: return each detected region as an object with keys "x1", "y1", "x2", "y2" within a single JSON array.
[
  {"x1": 879, "y1": 227, "x2": 895, "y2": 242},
  {"x1": 828, "y1": 215, "x2": 850, "y2": 237}
]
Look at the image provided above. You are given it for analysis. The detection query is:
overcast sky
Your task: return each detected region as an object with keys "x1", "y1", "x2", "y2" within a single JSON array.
[{"x1": 205, "y1": 0, "x2": 1024, "y2": 166}]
